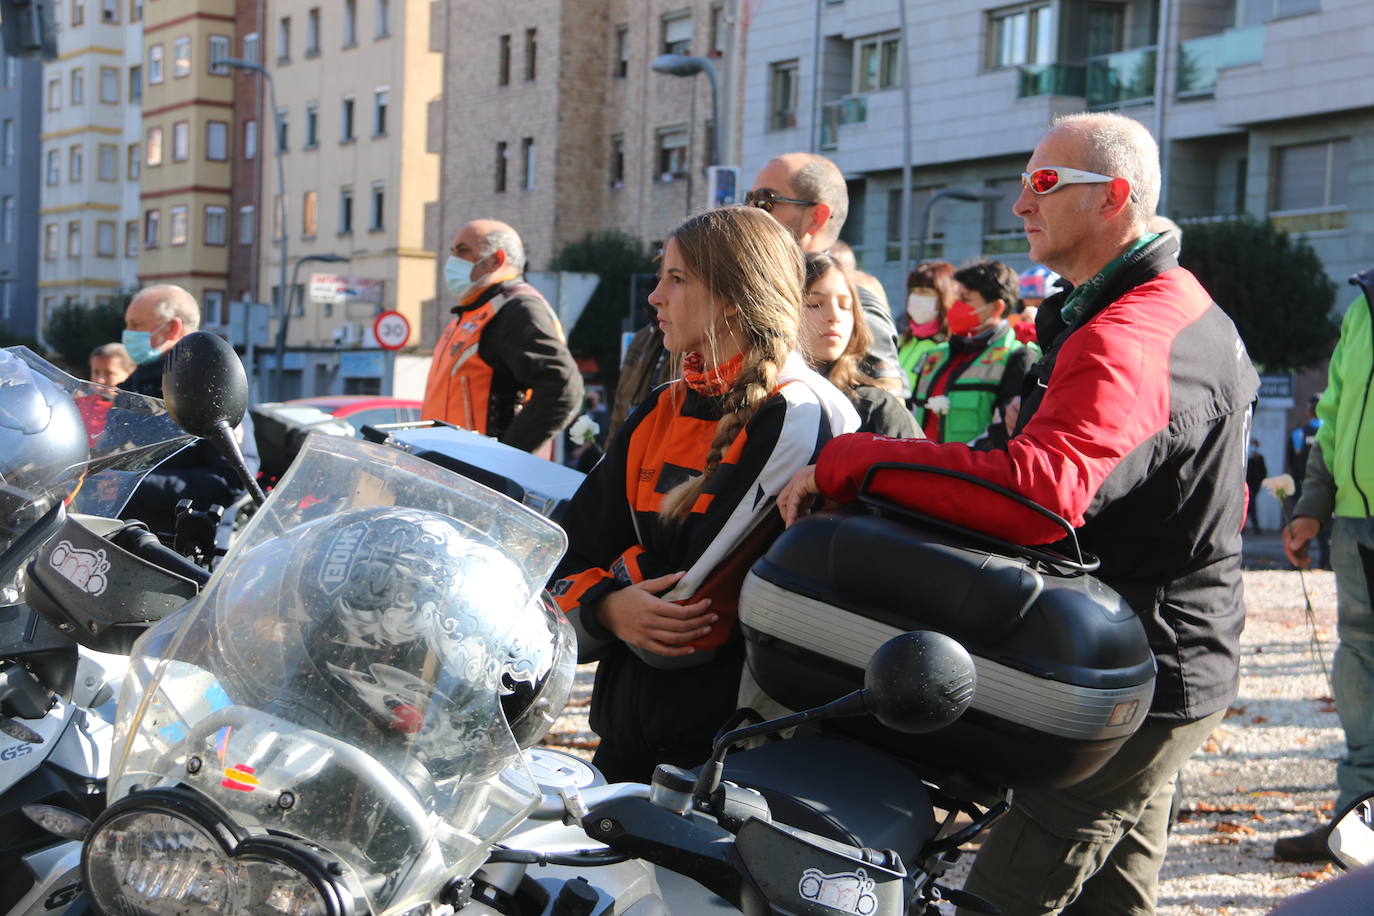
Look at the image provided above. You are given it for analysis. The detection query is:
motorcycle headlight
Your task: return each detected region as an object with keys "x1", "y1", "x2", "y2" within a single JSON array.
[{"x1": 83, "y1": 789, "x2": 359, "y2": 916}]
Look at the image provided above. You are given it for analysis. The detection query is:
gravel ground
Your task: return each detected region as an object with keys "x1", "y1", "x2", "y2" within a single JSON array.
[{"x1": 541, "y1": 567, "x2": 1344, "y2": 914}]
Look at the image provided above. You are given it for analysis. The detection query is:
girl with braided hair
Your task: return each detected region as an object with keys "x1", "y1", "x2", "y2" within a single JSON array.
[{"x1": 550, "y1": 206, "x2": 858, "y2": 782}]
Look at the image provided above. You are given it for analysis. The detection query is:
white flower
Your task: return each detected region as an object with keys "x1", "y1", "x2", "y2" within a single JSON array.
[
  {"x1": 925, "y1": 395, "x2": 951, "y2": 415},
  {"x1": 1262, "y1": 473, "x2": 1296, "y2": 500},
  {"x1": 569, "y1": 414, "x2": 601, "y2": 447}
]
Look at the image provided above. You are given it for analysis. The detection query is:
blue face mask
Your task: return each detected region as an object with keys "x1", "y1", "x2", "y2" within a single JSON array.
[
  {"x1": 444, "y1": 255, "x2": 477, "y2": 294},
  {"x1": 122, "y1": 325, "x2": 167, "y2": 365}
]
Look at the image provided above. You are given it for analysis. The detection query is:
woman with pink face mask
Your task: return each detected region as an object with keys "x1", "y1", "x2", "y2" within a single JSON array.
[
  {"x1": 897, "y1": 261, "x2": 955, "y2": 395},
  {"x1": 911, "y1": 259, "x2": 1040, "y2": 445}
]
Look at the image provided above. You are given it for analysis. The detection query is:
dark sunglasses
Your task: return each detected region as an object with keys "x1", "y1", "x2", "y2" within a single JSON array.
[{"x1": 744, "y1": 188, "x2": 818, "y2": 213}]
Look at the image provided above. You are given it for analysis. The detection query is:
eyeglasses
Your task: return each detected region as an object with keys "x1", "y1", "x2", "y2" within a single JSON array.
[
  {"x1": 744, "y1": 188, "x2": 818, "y2": 213},
  {"x1": 1021, "y1": 166, "x2": 1123, "y2": 196}
]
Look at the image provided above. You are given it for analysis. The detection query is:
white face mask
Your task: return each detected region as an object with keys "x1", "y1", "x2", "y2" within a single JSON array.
[
  {"x1": 444, "y1": 255, "x2": 478, "y2": 294},
  {"x1": 906, "y1": 292, "x2": 938, "y2": 324}
]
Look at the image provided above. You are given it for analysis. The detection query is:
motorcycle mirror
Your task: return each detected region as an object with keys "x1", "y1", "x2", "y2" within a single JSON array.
[
  {"x1": 162, "y1": 331, "x2": 247, "y2": 436},
  {"x1": 1328, "y1": 793, "x2": 1374, "y2": 870},
  {"x1": 163, "y1": 333, "x2": 266, "y2": 506},
  {"x1": 863, "y1": 631, "x2": 976, "y2": 734}
]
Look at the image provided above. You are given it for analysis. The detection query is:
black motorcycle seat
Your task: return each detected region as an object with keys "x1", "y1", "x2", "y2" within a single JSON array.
[{"x1": 718, "y1": 735, "x2": 936, "y2": 864}]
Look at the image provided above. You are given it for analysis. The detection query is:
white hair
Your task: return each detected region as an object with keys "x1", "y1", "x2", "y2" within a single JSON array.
[
  {"x1": 134, "y1": 283, "x2": 201, "y2": 332},
  {"x1": 480, "y1": 227, "x2": 526, "y2": 273},
  {"x1": 1052, "y1": 112, "x2": 1160, "y2": 227}
]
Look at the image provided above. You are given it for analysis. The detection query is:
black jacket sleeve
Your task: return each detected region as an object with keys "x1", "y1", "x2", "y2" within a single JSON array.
[
  {"x1": 851, "y1": 385, "x2": 921, "y2": 439},
  {"x1": 484, "y1": 294, "x2": 585, "y2": 451},
  {"x1": 855, "y1": 286, "x2": 905, "y2": 393}
]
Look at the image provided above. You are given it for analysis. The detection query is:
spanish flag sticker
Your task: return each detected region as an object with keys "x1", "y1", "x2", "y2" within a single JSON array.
[{"x1": 221, "y1": 764, "x2": 259, "y2": 792}]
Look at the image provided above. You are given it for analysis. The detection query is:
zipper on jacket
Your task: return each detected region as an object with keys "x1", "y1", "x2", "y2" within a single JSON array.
[{"x1": 461, "y1": 376, "x2": 475, "y2": 430}]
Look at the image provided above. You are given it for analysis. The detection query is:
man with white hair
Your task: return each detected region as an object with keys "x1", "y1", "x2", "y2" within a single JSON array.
[
  {"x1": 779, "y1": 113, "x2": 1259, "y2": 914},
  {"x1": 424, "y1": 219, "x2": 582, "y2": 454}
]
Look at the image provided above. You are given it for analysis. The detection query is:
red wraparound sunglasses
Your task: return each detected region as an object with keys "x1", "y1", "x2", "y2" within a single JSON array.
[{"x1": 1022, "y1": 166, "x2": 1135, "y2": 200}]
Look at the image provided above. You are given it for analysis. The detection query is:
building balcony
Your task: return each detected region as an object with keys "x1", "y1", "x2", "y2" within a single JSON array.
[
  {"x1": 1086, "y1": 46, "x2": 1157, "y2": 108},
  {"x1": 819, "y1": 95, "x2": 868, "y2": 150},
  {"x1": 1017, "y1": 63, "x2": 1086, "y2": 99},
  {"x1": 1269, "y1": 206, "x2": 1347, "y2": 234},
  {"x1": 1177, "y1": 26, "x2": 1264, "y2": 96}
]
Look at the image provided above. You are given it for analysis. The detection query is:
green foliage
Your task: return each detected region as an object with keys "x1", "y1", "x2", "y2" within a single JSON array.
[
  {"x1": 551, "y1": 230, "x2": 656, "y2": 390},
  {"x1": 1178, "y1": 217, "x2": 1339, "y2": 373},
  {"x1": 43, "y1": 297, "x2": 130, "y2": 372}
]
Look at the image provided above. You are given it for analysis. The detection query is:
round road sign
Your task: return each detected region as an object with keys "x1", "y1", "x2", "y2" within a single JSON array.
[{"x1": 373, "y1": 310, "x2": 410, "y2": 350}]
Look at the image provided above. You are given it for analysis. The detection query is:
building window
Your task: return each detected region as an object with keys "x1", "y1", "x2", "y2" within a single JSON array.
[
  {"x1": 169, "y1": 205, "x2": 188, "y2": 246},
  {"x1": 302, "y1": 190, "x2": 317, "y2": 236},
  {"x1": 276, "y1": 108, "x2": 289, "y2": 152},
  {"x1": 148, "y1": 44, "x2": 163, "y2": 84},
  {"x1": 208, "y1": 35, "x2": 230, "y2": 74},
  {"x1": 369, "y1": 182, "x2": 384, "y2": 229},
  {"x1": 1, "y1": 197, "x2": 13, "y2": 243},
  {"x1": 46, "y1": 148, "x2": 59, "y2": 184},
  {"x1": 855, "y1": 33, "x2": 900, "y2": 92},
  {"x1": 887, "y1": 187, "x2": 947, "y2": 261},
  {"x1": 1240, "y1": 0, "x2": 1322, "y2": 26},
  {"x1": 343, "y1": 0, "x2": 357, "y2": 46},
  {"x1": 1271, "y1": 138, "x2": 1351, "y2": 232},
  {"x1": 47, "y1": 77, "x2": 60, "y2": 110},
  {"x1": 145, "y1": 126, "x2": 162, "y2": 165},
  {"x1": 172, "y1": 120, "x2": 189, "y2": 161},
  {"x1": 769, "y1": 61, "x2": 798, "y2": 130},
  {"x1": 340, "y1": 97, "x2": 355, "y2": 141},
  {"x1": 97, "y1": 220, "x2": 116, "y2": 257},
  {"x1": 127, "y1": 143, "x2": 139, "y2": 178},
  {"x1": 125, "y1": 220, "x2": 138, "y2": 257},
  {"x1": 44, "y1": 223, "x2": 58, "y2": 259},
  {"x1": 339, "y1": 186, "x2": 353, "y2": 233},
  {"x1": 67, "y1": 220, "x2": 81, "y2": 258},
  {"x1": 524, "y1": 28, "x2": 537, "y2": 80},
  {"x1": 244, "y1": 120, "x2": 257, "y2": 159},
  {"x1": 69, "y1": 145, "x2": 82, "y2": 182},
  {"x1": 495, "y1": 141, "x2": 507, "y2": 192},
  {"x1": 278, "y1": 17, "x2": 291, "y2": 63},
  {"x1": 655, "y1": 126, "x2": 687, "y2": 181},
  {"x1": 238, "y1": 205, "x2": 255, "y2": 244},
  {"x1": 203, "y1": 290, "x2": 224, "y2": 326},
  {"x1": 613, "y1": 25, "x2": 628, "y2": 78},
  {"x1": 306, "y1": 7, "x2": 321, "y2": 57},
  {"x1": 173, "y1": 36, "x2": 191, "y2": 78},
  {"x1": 498, "y1": 34, "x2": 510, "y2": 86},
  {"x1": 521, "y1": 137, "x2": 535, "y2": 189},
  {"x1": 204, "y1": 205, "x2": 226, "y2": 245},
  {"x1": 97, "y1": 143, "x2": 117, "y2": 180},
  {"x1": 710, "y1": 4, "x2": 727, "y2": 54},
  {"x1": 101, "y1": 0, "x2": 117, "y2": 23},
  {"x1": 70, "y1": 67, "x2": 84, "y2": 105},
  {"x1": 206, "y1": 121, "x2": 228, "y2": 160},
  {"x1": 986, "y1": 3, "x2": 1055, "y2": 69},
  {"x1": 130, "y1": 0, "x2": 141, "y2": 23},
  {"x1": 129, "y1": 64, "x2": 141, "y2": 101},
  {"x1": 373, "y1": 88, "x2": 388, "y2": 136},
  {"x1": 982, "y1": 177, "x2": 1029, "y2": 253},
  {"x1": 304, "y1": 102, "x2": 318, "y2": 147},
  {"x1": 144, "y1": 209, "x2": 159, "y2": 248},
  {"x1": 375, "y1": 0, "x2": 391, "y2": 38},
  {"x1": 243, "y1": 32, "x2": 260, "y2": 65},
  {"x1": 662, "y1": 13, "x2": 691, "y2": 55},
  {"x1": 1, "y1": 120, "x2": 13, "y2": 166},
  {"x1": 99, "y1": 66, "x2": 118, "y2": 103},
  {"x1": 610, "y1": 134, "x2": 624, "y2": 188},
  {"x1": 71, "y1": 0, "x2": 84, "y2": 27}
]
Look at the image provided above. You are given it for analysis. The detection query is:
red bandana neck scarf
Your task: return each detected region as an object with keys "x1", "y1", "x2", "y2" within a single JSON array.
[{"x1": 681, "y1": 352, "x2": 744, "y2": 396}]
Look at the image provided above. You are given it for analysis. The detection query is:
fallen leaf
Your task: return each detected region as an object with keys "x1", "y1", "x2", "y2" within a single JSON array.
[
  {"x1": 1214, "y1": 821, "x2": 1258, "y2": 836},
  {"x1": 1251, "y1": 716, "x2": 1268, "y2": 724},
  {"x1": 1251, "y1": 790, "x2": 1291, "y2": 798},
  {"x1": 1320, "y1": 801, "x2": 1336, "y2": 812},
  {"x1": 1225, "y1": 705, "x2": 1248, "y2": 719},
  {"x1": 1252, "y1": 813, "x2": 1267, "y2": 822}
]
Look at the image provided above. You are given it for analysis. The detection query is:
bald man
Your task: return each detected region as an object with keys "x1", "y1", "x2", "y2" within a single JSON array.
[
  {"x1": 748, "y1": 153, "x2": 904, "y2": 394},
  {"x1": 424, "y1": 219, "x2": 582, "y2": 454}
]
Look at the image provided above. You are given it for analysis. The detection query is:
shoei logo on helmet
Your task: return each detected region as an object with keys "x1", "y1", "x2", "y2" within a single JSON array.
[
  {"x1": 319, "y1": 522, "x2": 369, "y2": 593},
  {"x1": 48, "y1": 540, "x2": 112, "y2": 596}
]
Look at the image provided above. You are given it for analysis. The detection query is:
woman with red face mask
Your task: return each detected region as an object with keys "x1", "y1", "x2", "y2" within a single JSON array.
[{"x1": 911, "y1": 259, "x2": 1040, "y2": 445}]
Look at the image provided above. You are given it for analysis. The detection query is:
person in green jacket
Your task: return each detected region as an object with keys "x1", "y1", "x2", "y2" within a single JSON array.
[
  {"x1": 912, "y1": 259, "x2": 1040, "y2": 445},
  {"x1": 1276, "y1": 266, "x2": 1374, "y2": 862},
  {"x1": 898, "y1": 260, "x2": 954, "y2": 394}
]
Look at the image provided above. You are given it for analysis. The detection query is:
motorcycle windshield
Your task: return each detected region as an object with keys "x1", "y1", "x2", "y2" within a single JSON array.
[
  {"x1": 111, "y1": 434, "x2": 569, "y2": 916},
  {"x1": 0, "y1": 347, "x2": 191, "y2": 596}
]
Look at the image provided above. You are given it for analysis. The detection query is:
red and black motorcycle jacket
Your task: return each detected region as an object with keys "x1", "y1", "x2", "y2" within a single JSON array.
[{"x1": 815, "y1": 233, "x2": 1260, "y2": 723}]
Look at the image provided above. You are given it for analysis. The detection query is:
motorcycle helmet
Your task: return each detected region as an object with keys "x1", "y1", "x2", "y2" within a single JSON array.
[
  {"x1": 0, "y1": 348, "x2": 89, "y2": 602},
  {"x1": 212, "y1": 506, "x2": 576, "y2": 766}
]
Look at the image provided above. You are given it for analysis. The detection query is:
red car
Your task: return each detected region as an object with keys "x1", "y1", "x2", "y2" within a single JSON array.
[
  {"x1": 284, "y1": 395, "x2": 423, "y2": 436},
  {"x1": 252, "y1": 395, "x2": 424, "y2": 484}
]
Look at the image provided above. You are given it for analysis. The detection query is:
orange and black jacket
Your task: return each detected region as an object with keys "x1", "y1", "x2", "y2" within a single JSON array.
[
  {"x1": 422, "y1": 279, "x2": 582, "y2": 452},
  {"x1": 550, "y1": 374, "x2": 838, "y2": 670}
]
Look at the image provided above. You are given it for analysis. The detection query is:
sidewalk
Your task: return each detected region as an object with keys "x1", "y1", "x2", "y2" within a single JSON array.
[{"x1": 1242, "y1": 529, "x2": 1296, "y2": 570}]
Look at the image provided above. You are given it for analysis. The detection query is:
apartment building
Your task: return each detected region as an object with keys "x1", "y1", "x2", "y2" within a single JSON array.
[
  {"x1": 245, "y1": 0, "x2": 439, "y2": 397},
  {"x1": 0, "y1": 48, "x2": 43, "y2": 342},
  {"x1": 743, "y1": 0, "x2": 1373, "y2": 303},
  {"x1": 137, "y1": 0, "x2": 236, "y2": 332},
  {"x1": 430, "y1": 0, "x2": 744, "y2": 346},
  {"x1": 37, "y1": 0, "x2": 144, "y2": 337}
]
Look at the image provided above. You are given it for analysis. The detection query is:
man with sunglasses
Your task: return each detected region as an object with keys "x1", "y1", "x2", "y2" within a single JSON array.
[
  {"x1": 748, "y1": 153, "x2": 905, "y2": 396},
  {"x1": 779, "y1": 112, "x2": 1259, "y2": 915}
]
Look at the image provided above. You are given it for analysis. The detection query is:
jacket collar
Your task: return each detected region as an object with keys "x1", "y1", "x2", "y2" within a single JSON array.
[{"x1": 1036, "y1": 231, "x2": 1181, "y2": 348}]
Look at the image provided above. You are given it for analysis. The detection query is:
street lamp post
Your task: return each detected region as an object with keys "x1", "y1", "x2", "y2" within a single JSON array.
[
  {"x1": 913, "y1": 186, "x2": 1005, "y2": 269},
  {"x1": 284, "y1": 253, "x2": 351, "y2": 395},
  {"x1": 219, "y1": 56, "x2": 288, "y2": 399},
  {"x1": 651, "y1": 53, "x2": 721, "y2": 169}
]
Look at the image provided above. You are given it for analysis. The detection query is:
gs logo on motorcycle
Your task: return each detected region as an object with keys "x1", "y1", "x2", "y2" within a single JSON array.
[
  {"x1": 797, "y1": 867, "x2": 877, "y2": 915},
  {"x1": 0, "y1": 741, "x2": 34, "y2": 762}
]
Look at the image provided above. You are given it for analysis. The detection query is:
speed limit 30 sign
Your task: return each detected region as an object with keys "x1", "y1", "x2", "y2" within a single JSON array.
[{"x1": 373, "y1": 310, "x2": 411, "y2": 350}]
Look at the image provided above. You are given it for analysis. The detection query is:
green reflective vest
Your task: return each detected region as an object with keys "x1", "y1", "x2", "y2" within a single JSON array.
[
  {"x1": 913, "y1": 324, "x2": 1037, "y2": 443},
  {"x1": 898, "y1": 335, "x2": 940, "y2": 393}
]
